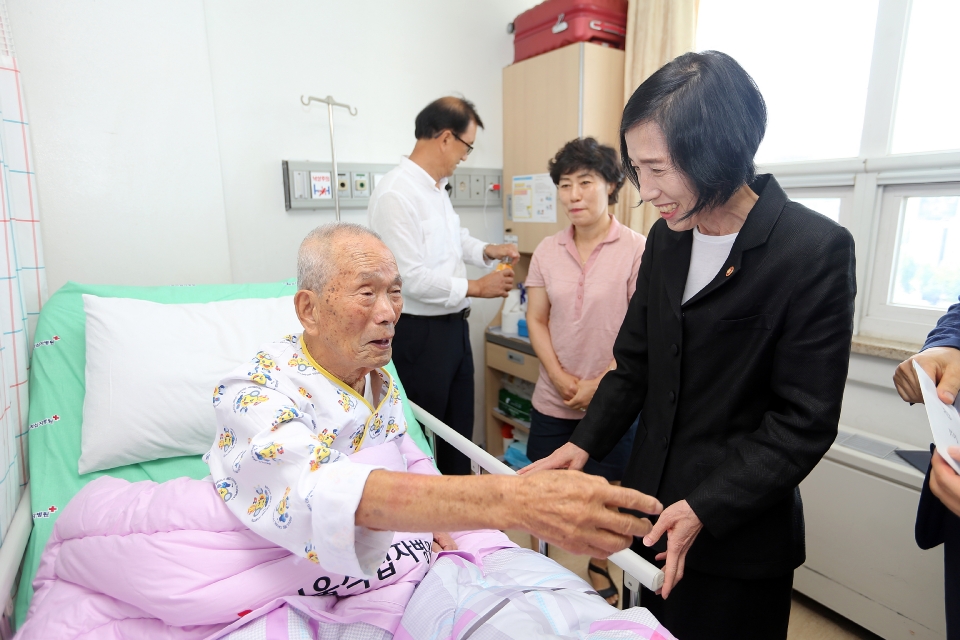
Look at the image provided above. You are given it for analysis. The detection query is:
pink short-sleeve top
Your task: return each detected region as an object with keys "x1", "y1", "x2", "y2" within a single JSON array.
[{"x1": 525, "y1": 215, "x2": 646, "y2": 420}]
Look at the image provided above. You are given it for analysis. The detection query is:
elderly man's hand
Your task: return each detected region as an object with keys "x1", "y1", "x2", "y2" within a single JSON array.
[
  {"x1": 483, "y1": 243, "x2": 521, "y2": 264},
  {"x1": 512, "y1": 470, "x2": 662, "y2": 558},
  {"x1": 643, "y1": 499, "x2": 703, "y2": 599},
  {"x1": 930, "y1": 446, "x2": 960, "y2": 518},
  {"x1": 894, "y1": 347, "x2": 960, "y2": 405},
  {"x1": 431, "y1": 532, "x2": 458, "y2": 553}
]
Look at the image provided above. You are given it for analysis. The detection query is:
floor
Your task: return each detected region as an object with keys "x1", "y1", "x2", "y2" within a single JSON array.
[{"x1": 503, "y1": 531, "x2": 883, "y2": 640}]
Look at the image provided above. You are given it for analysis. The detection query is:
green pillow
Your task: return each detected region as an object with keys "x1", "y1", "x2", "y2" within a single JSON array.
[{"x1": 16, "y1": 280, "x2": 431, "y2": 627}]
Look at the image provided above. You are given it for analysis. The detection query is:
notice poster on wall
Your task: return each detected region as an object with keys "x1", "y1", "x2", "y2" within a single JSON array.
[
  {"x1": 310, "y1": 171, "x2": 332, "y2": 199},
  {"x1": 511, "y1": 174, "x2": 556, "y2": 223}
]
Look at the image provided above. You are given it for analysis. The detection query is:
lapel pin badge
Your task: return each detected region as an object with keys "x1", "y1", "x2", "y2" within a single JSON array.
[{"x1": 725, "y1": 266, "x2": 735, "y2": 277}]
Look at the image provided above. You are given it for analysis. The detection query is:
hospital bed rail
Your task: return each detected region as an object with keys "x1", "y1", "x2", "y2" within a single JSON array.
[
  {"x1": 0, "y1": 484, "x2": 31, "y2": 606},
  {"x1": 409, "y1": 401, "x2": 665, "y2": 606}
]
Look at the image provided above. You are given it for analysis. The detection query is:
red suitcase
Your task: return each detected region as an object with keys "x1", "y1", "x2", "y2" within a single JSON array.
[{"x1": 511, "y1": 0, "x2": 628, "y2": 64}]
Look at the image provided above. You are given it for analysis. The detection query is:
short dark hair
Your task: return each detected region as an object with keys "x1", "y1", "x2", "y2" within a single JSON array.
[
  {"x1": 619, "y1": 51, "x2": 766, "y2": 219},
  {"x1": 414, "y1": 97, "x2": 484, "y2": 140},
  {"x1": 548, "y1": 137, "x2": 625, "y2": 205}
]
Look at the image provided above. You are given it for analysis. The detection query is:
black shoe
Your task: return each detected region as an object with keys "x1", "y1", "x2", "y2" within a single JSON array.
[{"x1": 587, "y1": 562, "x2": 620, "y2": 608}]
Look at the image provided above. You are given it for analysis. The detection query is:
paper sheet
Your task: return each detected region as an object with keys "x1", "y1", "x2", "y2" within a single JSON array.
[
  {"x1": 914, "y1": 360, "x2": 960, "y2": 474},
  {"x1": 511, "y1": 174, "x2": 556, "y2": 223}
]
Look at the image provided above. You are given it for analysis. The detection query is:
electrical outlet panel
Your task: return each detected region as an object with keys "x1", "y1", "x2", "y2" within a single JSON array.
[
  {"x1": 283, "y1": 161, "x2": 502, "y2": 211},
  {"x1": 352, "y1": 172, "x2": 370, "y2": 198},
  {"x1": 485, "y1": 175, "x2": 501, "y2": 201},
  {"x1": 449, "y1": 169, "x2": 502, "y2": 206},
  {"x1": 455, "y1": 174, "x2": 471, "y2": 200},
  {"x1": 471, "y1": 175, "x2": 485, "y2": 199},
  {"x1": 283, "y1": 161, "x2": 394, "y2": 211},
  {"x1": 292, "y1": 171, "x2": 308, "y2": 199}
]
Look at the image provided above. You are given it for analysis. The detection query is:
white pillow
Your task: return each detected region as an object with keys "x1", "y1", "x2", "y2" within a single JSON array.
[{"x1": 80, "y1": 294, "x2": 301, "y2": 474}]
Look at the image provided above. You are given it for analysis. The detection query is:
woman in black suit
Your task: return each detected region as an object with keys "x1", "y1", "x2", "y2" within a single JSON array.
[{"x1": 521, "y1": 51, "x2": 857, "y2": 638}]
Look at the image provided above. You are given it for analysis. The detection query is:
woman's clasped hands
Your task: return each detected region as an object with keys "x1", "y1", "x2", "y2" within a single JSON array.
[{"x1": 548, "y1": 369, "x2": 602, "y2": 412}]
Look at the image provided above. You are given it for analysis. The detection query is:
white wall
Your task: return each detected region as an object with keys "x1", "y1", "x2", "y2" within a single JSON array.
[
  {"x1": 7, "y1": 0, "x2": 537, "y2": 444},
  {"x1": 8, "y1": 0, "x2": 538, "y2": 292},
  {"x1": 6, "y1": 0, "x2": 233, "y2": 291},
  {"x1": 842, "y1": 352, "x2": 931, "y2": 447},
  {"x1": 201, "y1": 0, "x2": 533, "y2": 284}
]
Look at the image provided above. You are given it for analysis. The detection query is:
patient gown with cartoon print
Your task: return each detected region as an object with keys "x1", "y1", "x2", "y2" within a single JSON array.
[{"x1": 206, "y1": 333, "x2": 462, "y2": 585}]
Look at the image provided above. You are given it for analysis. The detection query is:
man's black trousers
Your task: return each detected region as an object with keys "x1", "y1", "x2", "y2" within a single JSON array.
[{"x1": 391, "y1": 312, "x2": 474, "y2": 475}]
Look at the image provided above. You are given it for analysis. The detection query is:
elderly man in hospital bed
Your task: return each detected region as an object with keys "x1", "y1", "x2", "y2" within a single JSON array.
[
  {"x1": 209, "y1": 221, "x2": 662, "y2": 578},
  {"x1": 16, "y1": 222, "x2": 671, "y2": 639}
]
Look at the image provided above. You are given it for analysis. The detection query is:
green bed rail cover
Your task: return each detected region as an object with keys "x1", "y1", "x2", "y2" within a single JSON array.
[{"x1": 15, "y1": 280, "x2": 432, "y2": 628}]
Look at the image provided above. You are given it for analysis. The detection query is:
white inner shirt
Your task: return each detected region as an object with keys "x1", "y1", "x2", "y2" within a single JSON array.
[{"x1": 682, "y1": 226, "x2": 738, "y2": 304}]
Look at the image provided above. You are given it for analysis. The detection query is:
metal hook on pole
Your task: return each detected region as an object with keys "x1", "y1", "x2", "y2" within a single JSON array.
[{"x1": 300, "y1": 95, "x2": 358, "y2": 221}]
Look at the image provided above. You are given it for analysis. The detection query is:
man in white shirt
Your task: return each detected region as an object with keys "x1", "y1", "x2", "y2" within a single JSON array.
[{"x1": 369, "y1": 97, "x2": 519, "y2": 475}]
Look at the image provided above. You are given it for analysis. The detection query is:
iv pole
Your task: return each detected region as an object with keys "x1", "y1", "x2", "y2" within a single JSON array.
[{"x1": 300, "y1": 95, "x2": 357, "y2": 221}]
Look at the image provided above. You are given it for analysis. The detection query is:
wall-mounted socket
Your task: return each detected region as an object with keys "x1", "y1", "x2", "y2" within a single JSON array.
[
  {"x1": 352, "y1": 172, "x2": 370, "y2": 198},
  {"x1": 455, "y1": 175, "x2": 471, "y2": 200},
  {"x1": 292, "y1": 171, "x2": 308, "y2": 199},
  {"x1": 471, "y1": 175, "x2": 485, "y2": 199},
  {"x1": 337, "y1": 173, "x2": 350, "y2": 197},
  {"x1": 485, "y1": 175, "x2": 501, "y2": 201}
]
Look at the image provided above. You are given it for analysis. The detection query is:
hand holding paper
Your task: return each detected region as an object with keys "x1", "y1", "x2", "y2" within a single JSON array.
[{"x1": 914, "y1": 360, "x2": 960, "y2": 475}]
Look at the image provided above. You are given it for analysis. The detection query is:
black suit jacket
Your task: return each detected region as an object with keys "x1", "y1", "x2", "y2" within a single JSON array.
[{"x1": 571, "y1": 175, "x2": 857, "y2": 579}]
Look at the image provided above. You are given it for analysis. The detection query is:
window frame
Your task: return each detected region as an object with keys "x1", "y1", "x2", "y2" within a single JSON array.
[
  {"x1": 859, "y1": 182, "x2": 960, "y2": 343},
  {"x1": 736, "y1": 0, "x2": 960, "y2": 345},
  {"x1": 783, "y1": 186, "x2": 855, "y2": 228}
]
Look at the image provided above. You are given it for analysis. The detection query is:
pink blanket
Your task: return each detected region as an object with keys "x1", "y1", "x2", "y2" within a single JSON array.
[{"x1": 15, "y1": 475, "x2": 514, "y2": 639}]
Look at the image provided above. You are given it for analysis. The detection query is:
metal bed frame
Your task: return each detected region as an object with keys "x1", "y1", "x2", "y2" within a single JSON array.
[{"x1": 410, "y1": 401, "x2": 665, "y2": 607}]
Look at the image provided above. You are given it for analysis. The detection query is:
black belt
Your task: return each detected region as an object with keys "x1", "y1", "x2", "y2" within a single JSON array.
[{"x1": 401, "y1": 308, "x2": 470, "y2": 320}]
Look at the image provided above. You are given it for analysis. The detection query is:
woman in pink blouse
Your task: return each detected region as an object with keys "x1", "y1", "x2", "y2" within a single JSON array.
[{"x1": 525, "y1": 137, "x2": 646, "y2": 606}]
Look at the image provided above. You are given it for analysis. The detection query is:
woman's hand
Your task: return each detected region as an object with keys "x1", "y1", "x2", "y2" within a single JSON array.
[
  {"x1": 563, "y1": 376, "x2": 601, "y2": 411},
  {"x1": 431, "y1": 532, "x2": 458, "y2": 553},
  {"x1": 643, "y1": 499, "x2": 703, "y2": 599},
  {"x1": 518, "y1": 442, "x2": 589, "y2": 474},
  {"x1": 549, "y1": 369, "x2": 580, "y2": 402}
]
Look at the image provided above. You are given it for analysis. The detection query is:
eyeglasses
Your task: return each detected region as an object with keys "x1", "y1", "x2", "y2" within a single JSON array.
[{"x1": 451, "y1": 131, "x2": 474, "y2": 156}]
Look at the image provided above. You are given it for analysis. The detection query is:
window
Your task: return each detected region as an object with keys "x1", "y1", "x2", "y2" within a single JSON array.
[
  {"x1": 785, "y1": 186, "x2": 854, "y2": 227},
  {"x1": 698, "y1": 0, "x2": 960, "y2": 345},
  {"x1": 889, "y1": 195, "x2": 960, "y2": 310},
  {"x1": 861, "y1": 183, "x2": 960, "y2": 343},
  {"x1": 697, "y1": 0, "x2": 879, "y2": 164},
  {"x1": 890, "y1": 0, "x2": 960, "y2": 154},
  {"x1": 792, "y1": 198, "x2": 842, "y2": 224}
]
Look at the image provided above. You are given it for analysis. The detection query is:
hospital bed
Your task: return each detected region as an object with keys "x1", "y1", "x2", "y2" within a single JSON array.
[{"x1": 0, "y1": 279, "x2": 664, "y2": 637}]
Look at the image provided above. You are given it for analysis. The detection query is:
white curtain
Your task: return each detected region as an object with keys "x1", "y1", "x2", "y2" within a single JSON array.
[
  {"x1": 0, "y1": 1, "x2": 47, "y2": 545},
  {"x1": 617, "y1": 0, "x2": 700, "y2": 234}
]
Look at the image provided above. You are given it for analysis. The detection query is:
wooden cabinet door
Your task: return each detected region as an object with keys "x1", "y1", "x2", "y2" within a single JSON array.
[{"x1": 502, "y1": 43, "x2": 624, "y2": 253}]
